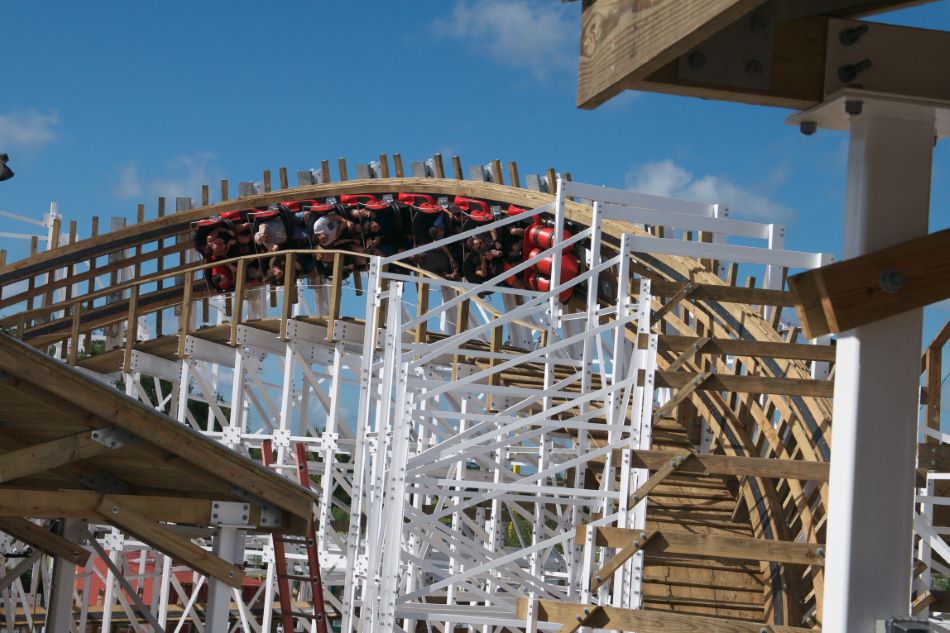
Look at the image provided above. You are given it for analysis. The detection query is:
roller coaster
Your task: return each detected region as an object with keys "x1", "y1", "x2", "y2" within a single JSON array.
[{"x1": 0, "y1": 154, "x2": 946, "y2": 632}]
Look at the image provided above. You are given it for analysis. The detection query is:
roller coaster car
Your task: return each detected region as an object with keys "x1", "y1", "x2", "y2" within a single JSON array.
[
  {"x1": 208, "y1": 264, "x2": 236, "y2": 292},
  {"x1": 339, "y1": 193, "x2": 380, "y2": 208},
  {"x1": 452, "y1": 196, "x2": 493, "y2": 225},
  {"x1": 524, "y1": 247, "x2": 579, "y2": 303},
  {"x1": 193, "y1": 217, "x2": 236, "y2": 260},
  {"x1": 507, "y1": 204, "x2": 538, "y2": 225},
  {"x1": 250, "y1": 206, "x2": 304, "y2": 250}
]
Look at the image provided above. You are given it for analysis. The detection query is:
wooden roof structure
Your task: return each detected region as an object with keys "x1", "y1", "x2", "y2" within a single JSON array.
[
  {"x1": 0, "y1": 332, "x2": 315, "y2": 588},
  {"x1": 577, "y1": 0, "x2": 943, "y2": 110}
]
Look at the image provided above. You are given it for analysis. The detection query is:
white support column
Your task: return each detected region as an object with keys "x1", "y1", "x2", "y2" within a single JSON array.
[
  {"x1": 822, "y1": 101, "x2": 935, "y2": 632},
  {"x1": 205, "y1": 526, "x2": 244, "y2": 633},
  {"x1": 45, "y1": 519, "x2": 86, "y2": 633}
]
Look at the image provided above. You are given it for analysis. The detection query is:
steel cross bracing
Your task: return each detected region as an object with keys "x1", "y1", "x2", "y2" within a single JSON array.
[{"x1": 0, "y1": 176, "x2": 841, "y2": 632}]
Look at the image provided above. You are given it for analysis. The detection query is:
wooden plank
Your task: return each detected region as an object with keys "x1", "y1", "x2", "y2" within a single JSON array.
[
  {"x1": 508, "y1": 161, "x2": 521, "y2": 188},
  {"x1": 591, "y1": 530, "x2": 658, "y2": 591},
  {"x1": 0, "y1": 489, "x2": 270, "y2": 528},
  {"x1": 0, "y1": 428, "x2": 113, "y2": 483},
  {"x1": 626, "y1": 449, "x2": 828, "y2": 481},
  {"x1": 97, "y1": 496, "x2": 245, "y2": 588},
  {"x1": 586, "y1": 527, "x2": 824, "y2": 566},
  {"x1": 577, "y1": 0, "x2": 767, "y2": 109},
  {"x1": 0, "y1": 517, "x2": 90, "y2": 565},
  {"x1": 122, "y1": 285, "x2": 139, "y2": 373},
  {"x1": 518, "y1": 598, "x2": 814, "y2": 632},
  {"x1": 279, "y1": 166, "x2": 289, "y2": 190},
  {"x1": 229, "y1": 258, "x2": 247, "y2": 347},
  {"x1": 326, "y1": 253, "x2": 343, "y2": 342},
  {"x1": 651, "y1": 281, "x2": 698, "y2": 325},
  {"x1": 789, "y1": 226, "x2": 950, "y2": 338},
  {"x1": 655, "y1": 370, "x2": 833, "y2": 397},
  {"x1": 658, "y1": 334, "x2": 835, "y2": 362},
  {"x1": 0, "y1": 333, "x2": 315, "y2": 522}
]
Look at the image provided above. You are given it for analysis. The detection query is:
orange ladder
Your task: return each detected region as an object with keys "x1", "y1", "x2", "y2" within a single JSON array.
[{"x1": 261, "y1": 439, "x2": 330, "y2": 633}]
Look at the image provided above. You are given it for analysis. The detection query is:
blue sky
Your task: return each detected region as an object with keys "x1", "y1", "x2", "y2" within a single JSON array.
[{"x1": 2, "y1": 1, "x2": 950, "y2": 383}]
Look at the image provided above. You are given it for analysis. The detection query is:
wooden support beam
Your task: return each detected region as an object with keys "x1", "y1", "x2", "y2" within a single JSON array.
[
  {"x1": 0, "y1": 335, "x2": 315, "y2": 521},
  {"x1": 97, "y1": 496, "x2": 245, "y2": 588},
  {"x1": 557, "y1": 605, "x2": 604, "y2": 633},
  {"x1": 621, "y1": 448, "x2": 828, "y2": 481},
  {"x1": 326, "y1": 253, "x2": 343, "y2": 342},
  {"x1": 653, "y1": 371, "x2": 711, "y2": 419},
  {"x1": 577, "y1": 0, "x2": 767, "y2": 109},
  {"x1": 518, "y1": 597, "x2": 814, "y2": 632},
  {"x1": 122, "y1": 285, "x2": 139, "y2": 373},
  {"x1": 626, "y1": 450, "x2": 691, "y2": 508},
  {"x1": 655, "y1": 370, "x2": 833, "y2": 397},
  {"x1": 789, "y1": 226, "x2": 950, "y2": 338},
  {"x1": 0, "y1": 518, "x2": 89, "y2": 565},
  {"x1": 279, "y1": 251, "x2": 295, "y2": 341},
  {"x1": 0, "y1": 489, "x2": 275, "y2": 529},
  {"x1": 657, "y1": 333, "x2": 836, "y2": 362},
  {"x1": 585, "y1": 527, "x2": 825, "y2": 566},
  {"x1": 229, "y1": 258, "x2": 247, "y2": 347},
  {"x1": 590, "y1": 530, "x2": 658, "y2": 591},
  {"x1": 0, "y1": 427, "x2": 117, "y2": 483},
  {"x1": 651, "y1": 281, "x2": 698, "y2": 325}
]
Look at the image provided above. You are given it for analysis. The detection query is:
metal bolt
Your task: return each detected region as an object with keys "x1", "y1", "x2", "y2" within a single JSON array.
[
  {"x1": 839, "y1": 59, "x2": 872, "y2": 84},
  {"x1": 845, "y1": 99, "x2": 864, "y2": 116},
  {"x1": 595, "y1": 575, "x2": 602, "y2": 582},
  {"x1": 749, "y1": 14, "x2": 769, "y2": 32},
  {"x1": 839, "y1": 24, "x2": 869, "y2": 46},
  {"x1": 879, "y1": 268, "x2": 904, "y2": 294},
  {"x1": 746, "y1": 59, "x2": 764, "y2": 75},
  {"x1": 228, "y1": 570, "x2": 235, "y2": 578},
  {"x1": 641, "y1": 531, "x2": 647, "y2": 539},
  {"x1": 817, "y1": 546, "x2": 826, "y2": 558},
  {"x1": 110, "y1": 441, "x2": 117, "y2": 448},
  {"x1": 111, "y1": 505, "x2": 120, "y2": 514},
  {"x1": 799, "y1": 121, "x2": 818, "y2": 136},
  {"x1": 687, "y1": 52, "x2": 706, "y2": 68}
]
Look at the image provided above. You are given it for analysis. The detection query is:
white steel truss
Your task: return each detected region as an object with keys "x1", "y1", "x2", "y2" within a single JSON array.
[{"x1": 0, "y1": 177, "x2": 847, "y2": 632}]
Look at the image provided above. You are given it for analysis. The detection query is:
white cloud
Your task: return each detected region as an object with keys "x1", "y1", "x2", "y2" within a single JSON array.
[
  {"x1": 0, "y1": 110, "x2": 59, "y2": 149},
  {"x1": 434, "y1": 0, "x2": 577, "y2": 79},
  {"x1": 625, "y1": 159, "x2": 794, "y2": 223},
  {"x1": 148, "y1": 152, "x2": 217, "y2": 200},
  {"x1": 112, "y1": 163, "x2": 142, "y2": 198}
]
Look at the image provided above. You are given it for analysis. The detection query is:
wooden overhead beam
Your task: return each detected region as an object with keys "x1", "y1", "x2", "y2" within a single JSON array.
[
  {"x1": 579, "y1": 1, "x2": 945, "y2": 110},
  {"x1": 0, "y1": 489, "x2": 272, "y2": 527},
  {"x1": 0, "y1": 517, "x2": 90, "y2": 565},
  {"x1": 578, "y1": 527, "x2": 825, "y2": 566},
  {"x1": 655, "y1": 370, "x2": 833, "y2": 397},
  {"x1": 0, "y1": 427, "x2": 121, "y2": 484},
  {"x1": 96, "y1": 496, "x2": 245, "y2": 589},
  {"x1": 597, "y1": 449, "x2": 829, "y2": 481},
  {"x1": 789, "y1": 227, "x2": 950, "y2": 338},
  {"x1": 657, "y1": 334, "x2": 836, "y2": 362},
  {"x1": 517, "y1": 597, "x2": 815, "y2": 632},
  {"x1": 0, "y1": 333, "x2": 315, "y2": 524},
  {"x1": 577, "y1": 0, "x2": 768, "y2": 109}
]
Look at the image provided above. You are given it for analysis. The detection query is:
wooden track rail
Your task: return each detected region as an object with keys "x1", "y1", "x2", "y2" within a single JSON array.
[{"x1": 0, "y1": 160, "x2": 835, "y2": 629}]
